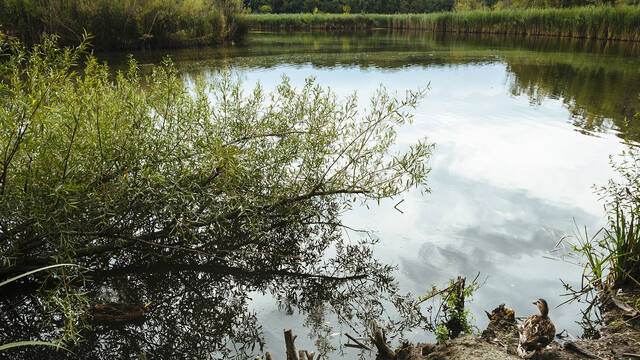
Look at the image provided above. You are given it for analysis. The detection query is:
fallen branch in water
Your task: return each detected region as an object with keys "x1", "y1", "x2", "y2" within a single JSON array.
[
  {"x1": 90, "y1": 261, "x2": 368, "y2": 283},
  {"x1": 275, "y1": 329, "x2": 315, "y2": 360},
  {"x1": 370, "y1": 320, "x2": 396, "y2": 360},
  {"x1": 345, "y1": 333, "x2": 371, "y2": 350}
]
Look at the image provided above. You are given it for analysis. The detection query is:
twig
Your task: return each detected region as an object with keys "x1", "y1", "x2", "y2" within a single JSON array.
[
  {"x1": 132, "y1": 236, "x2": 301, "y2": 260},
  {"x1": 394, "y1": 199, "x2": 405, "y2": 214},
  {"x1": 415, "y1": 276, "x2": 466, "y2": 305},
  {"x1": 345, "y1": 333, "x2": 371, "y2": 351}
]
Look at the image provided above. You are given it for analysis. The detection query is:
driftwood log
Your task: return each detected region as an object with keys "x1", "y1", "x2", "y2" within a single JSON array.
[
  {"x1": 284, "y1": 329, "x2": 298, "y2": 360},
  {"x1": 370, "y1": 320, "x2": 396, "y2": 360},
  {"x1": 256, "y1": 329, "x2": 315, "y2": 360}
]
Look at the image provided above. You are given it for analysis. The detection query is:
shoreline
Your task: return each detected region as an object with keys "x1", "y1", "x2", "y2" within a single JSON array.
[
  {"x1": 243, "y1": 6, "x2": 640, "y2": 42},
  {"x1": 264, "y1": 288, "x2": 640, "y2": 360}
]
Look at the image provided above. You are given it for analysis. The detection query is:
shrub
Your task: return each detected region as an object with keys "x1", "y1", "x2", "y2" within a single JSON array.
[
  {"x1": 259, "y1": 4, "x2": 273, "y2": 13},
  {"x1": 0, "y1": 33, "x2": 434, "y2": 344},
  {"x1": 0, "y1": 0, "x2": 247, "y2": 50}
]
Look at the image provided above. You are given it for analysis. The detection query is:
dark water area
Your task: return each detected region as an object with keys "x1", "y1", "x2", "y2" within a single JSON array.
[{"x1": 2, "y1": 31, "x2": 640, "y2": 359}]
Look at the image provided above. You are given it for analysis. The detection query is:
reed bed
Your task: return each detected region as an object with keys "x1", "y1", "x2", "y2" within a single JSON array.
[
  {"x1": 244, "y1": 6, "x2": 640, "y2": 41},
  {"x1": 0, "y1": 0, "x2": 247, "y2": 51}
]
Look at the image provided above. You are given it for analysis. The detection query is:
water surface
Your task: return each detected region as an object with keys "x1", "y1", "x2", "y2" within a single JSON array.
[{"x1": 5, "y1": 31, "x2": 640, "y2": 359}]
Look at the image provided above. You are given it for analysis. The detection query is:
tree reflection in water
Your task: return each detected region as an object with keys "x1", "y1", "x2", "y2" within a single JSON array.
[{"x1": 0, "y1": 219, "x2": 426, "y2": 359}]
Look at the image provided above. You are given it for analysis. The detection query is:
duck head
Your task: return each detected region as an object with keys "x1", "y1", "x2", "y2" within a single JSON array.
[{"x1": 532, "y1": 298, "x2": 549, "y2": 317}]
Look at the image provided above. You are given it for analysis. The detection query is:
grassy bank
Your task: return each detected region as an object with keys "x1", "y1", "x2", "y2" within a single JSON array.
[
  {"x1": 0, "y1": 0, "x2": 247, "y2": 51},
  {"x1": 244, "y1": 6, "x2": 640, "y2": 41}
]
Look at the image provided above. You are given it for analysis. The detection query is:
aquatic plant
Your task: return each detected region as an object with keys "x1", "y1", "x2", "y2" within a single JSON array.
[
  {"x1": 595, "y1": 147, "x2": 640, "y2": 289},
  {"x1": 0, "y1": 0, "x2": 247, "y2": 51},
  {"x1": 561, "y1": 118, "x2": 640, "y2": 320},
  {"x1": 418, "y1": 275, "x2": 480, "y2": 343},
  {"x1": 244, "y1": 5, "x2": 640, "y2": 41},
  {"x1": 569, "y1": 139, "x2": 640, "y2": 292}
]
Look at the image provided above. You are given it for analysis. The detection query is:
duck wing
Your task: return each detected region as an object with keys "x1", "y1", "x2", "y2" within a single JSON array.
[{"x1": 519, "y1": 315, "x2": 554, "y2": 351}]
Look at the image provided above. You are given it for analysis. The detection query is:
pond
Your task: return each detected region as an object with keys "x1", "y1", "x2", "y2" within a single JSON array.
[{"x1": 3, "y1": 31, "x2": 640, "y2": 359}]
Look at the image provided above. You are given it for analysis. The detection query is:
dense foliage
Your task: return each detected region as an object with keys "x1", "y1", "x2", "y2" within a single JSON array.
[
  {"x1": 0, "y1": 34, "x2": 433, "y2": 349},
  {"x1": 246, "y1": 5, "x2": 640, "y2": 41},
  {"x1": 0, "y1": 32, "x2": 432, "y2": 280},
  {"x1": 0, "y1": 0, "x2": 247, "y2": 50},
  {"x1": 245, "y1": 0, "x2": 456, "y2": 13},
  {"x1": 242, "y1": 0, "x2": 639, "y2": 14}
]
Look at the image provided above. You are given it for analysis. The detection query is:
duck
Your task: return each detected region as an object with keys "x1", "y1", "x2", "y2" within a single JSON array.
[
  {"x1": 517, "y1": 298, "x2": 556, "y2": 359},
  {"x1": 89, "y1": 302, "x2": 145, "y2": 325}
]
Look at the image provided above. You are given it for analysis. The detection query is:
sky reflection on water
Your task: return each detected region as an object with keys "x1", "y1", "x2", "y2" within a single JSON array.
[
  {"x1": 97, "y1": 31, "x2": 640, "y2": 357},
  {"x1": 226, "y1": 43, "x2": 630, "y2": 353}
]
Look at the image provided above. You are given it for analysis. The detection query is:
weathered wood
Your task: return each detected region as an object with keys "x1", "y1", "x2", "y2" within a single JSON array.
[
  {"x1": 284, "y1": 329, "x2": 299, "y2": 360},
  {"x1": 610, "y1": 294, "x2": 640, "y2": 317},
  {"x1": 563, "y1": 341, "x2": 602, "y2": 359},
  {"x1": 297, "y1": 350, "x2": 315, "y2": 360},
  {"x1": 370, "y1": 320, "x2": 396, "y2": 360}
]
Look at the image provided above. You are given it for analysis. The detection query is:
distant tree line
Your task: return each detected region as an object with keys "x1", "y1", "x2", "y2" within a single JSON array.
[{"x1": 243, "y1": 0, "x2": 637, "y2": 13}]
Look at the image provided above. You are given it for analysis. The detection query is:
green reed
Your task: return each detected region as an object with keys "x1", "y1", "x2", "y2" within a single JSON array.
[
  {"x1": 245, "y1": 5, "x2": 640, "y2": 41},
  {"x1": 0, "y1": 0, "x2": 247, "y2": 51},
  {"x1": 571, "y1": 139, "x2": 640, "y2": 292},
  {"x1": 603, "y1": 203, "x2": 640, "y2": 288}
]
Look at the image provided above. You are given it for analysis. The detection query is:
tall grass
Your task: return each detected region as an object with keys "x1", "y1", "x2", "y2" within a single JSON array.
[
  {"x1": 570, "y1": 142, "x2": 640, "y2": 295},
  {"x1": 604, "y1": 204, "x2": 640, "y2": 287},
  {"x1": 0, "y1": 0, "x2": 247, "y2": 51},
  {"x1": 244, "y1": 6, "x2": 640, "y2": 41}
]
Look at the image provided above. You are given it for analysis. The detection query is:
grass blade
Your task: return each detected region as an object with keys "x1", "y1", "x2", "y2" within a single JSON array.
[
  {"x1": 0, "y1": 264, "x2": 82, "y2": 288},
  {"x1": 0, "y1": 340, "x2": 70, "y2": 352}
]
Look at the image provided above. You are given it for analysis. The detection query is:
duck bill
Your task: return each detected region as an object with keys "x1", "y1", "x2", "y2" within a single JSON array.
[{"x1": 532, "y1": 301, "x2": 537, "y2": 305}]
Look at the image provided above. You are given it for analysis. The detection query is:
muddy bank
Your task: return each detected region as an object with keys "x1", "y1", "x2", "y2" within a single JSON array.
[
  {"x1": 261, "y1": 288, "x2": 639, "y2": 360},
  {"x1": 373, "y1": 289, "x2": 640, "y2": 360}
]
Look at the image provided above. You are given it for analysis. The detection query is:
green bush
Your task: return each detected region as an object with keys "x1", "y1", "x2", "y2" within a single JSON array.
[
  {"x1": 0, "y1": 0, "x2": 247, "y2": 50},
  {"x1": 259, "y1": 4, "x2": 273, "y2": 13},
  {"x1": 0, "y1": 34, "x2": 434, "y2": 347}
]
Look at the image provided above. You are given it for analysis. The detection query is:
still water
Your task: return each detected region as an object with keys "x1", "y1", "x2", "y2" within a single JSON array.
[{"x1": 5, "y1": 31, "x2": 640, "y2": 359}]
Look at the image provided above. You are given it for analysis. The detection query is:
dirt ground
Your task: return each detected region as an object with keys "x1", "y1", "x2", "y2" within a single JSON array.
[{"x1": 386, "y1": 289, "x2": 640, "y2": 360}]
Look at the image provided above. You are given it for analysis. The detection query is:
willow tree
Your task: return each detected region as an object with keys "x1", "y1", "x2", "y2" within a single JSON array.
[{"x1": 0, "y1": 33, "x2": 433, "y2": 345}]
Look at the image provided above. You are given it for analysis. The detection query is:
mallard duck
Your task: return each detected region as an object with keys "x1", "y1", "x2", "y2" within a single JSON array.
[
  {"x1": 90, "y1": 302, "x2": 145, "y2": 325},
  {"x1": 517, "y1": 298, "x2": 555, "y2": 359}
]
